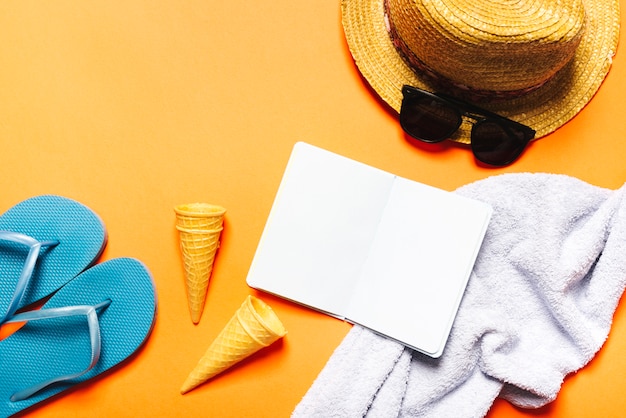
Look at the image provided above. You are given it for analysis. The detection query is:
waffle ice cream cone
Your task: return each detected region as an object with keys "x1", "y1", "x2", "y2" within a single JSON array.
[
  {"x1": 180, "y1": 295, "x2": 287, "y2": 394},
  {"x1": 175, "y1": 203, "x2": 226, "y2": 324}
]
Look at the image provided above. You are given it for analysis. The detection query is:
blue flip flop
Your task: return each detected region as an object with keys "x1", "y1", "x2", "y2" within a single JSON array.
[
  {"x1": 0, "y1": 195, "x2": 107, "y2": 324},
  {"x1": 0, "y1": 257, "x2": 157, "y2": 417}
]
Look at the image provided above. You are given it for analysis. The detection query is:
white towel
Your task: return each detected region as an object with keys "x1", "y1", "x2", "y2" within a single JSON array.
[{"x1": 293, "y1": 173, "x2": 626, "y2": 417}]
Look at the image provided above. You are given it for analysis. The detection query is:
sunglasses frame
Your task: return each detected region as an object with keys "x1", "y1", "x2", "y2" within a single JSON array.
[{"x1": 400, "y1": 85, "x2": 536, "y2": 166}]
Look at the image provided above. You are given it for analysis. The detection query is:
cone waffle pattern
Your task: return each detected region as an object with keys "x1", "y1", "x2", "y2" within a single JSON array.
[
  {"x1": 175, "y1": 203, "x2": 226, "y2": 231},
  {"x1": 180, "y1": 296, "x2": 286, "y2": 394},
  {"x1": 175, "y1": 203, "x2": 226, "y2": 324}
]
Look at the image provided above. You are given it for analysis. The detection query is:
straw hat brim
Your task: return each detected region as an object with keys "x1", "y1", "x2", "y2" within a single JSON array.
[{"x1": 341, "y1": 0, "x2": 620, "y2": 144}]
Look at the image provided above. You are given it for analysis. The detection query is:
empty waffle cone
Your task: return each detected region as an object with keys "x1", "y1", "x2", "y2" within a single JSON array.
[
  {"x1": 175, "y1": 203, "x2": 226, "y2": 324},
  {"x1": 180, "y1": 295, "x2": 287, "y2": 394}
]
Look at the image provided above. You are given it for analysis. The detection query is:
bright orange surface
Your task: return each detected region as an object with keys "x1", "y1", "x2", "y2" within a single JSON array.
[{"x1": 1, "y1": 1, "x2": 626, "y2": 417}]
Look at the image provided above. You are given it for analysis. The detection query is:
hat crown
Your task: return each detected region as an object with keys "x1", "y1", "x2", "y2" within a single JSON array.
[{"x1": 387, "y1": 0, "x2": 586, "y2": 94}]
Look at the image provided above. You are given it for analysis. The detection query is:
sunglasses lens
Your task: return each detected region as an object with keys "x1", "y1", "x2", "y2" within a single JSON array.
[
  {"x1": 400, "y1": 95, "x2": 461, "y2": 142},
  {"x1": 471, "y1": 120, "x2": 529, "y2": 166}
]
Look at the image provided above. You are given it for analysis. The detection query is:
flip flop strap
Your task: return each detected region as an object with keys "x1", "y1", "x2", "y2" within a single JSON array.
[
  {"x1": 0, "y1": 231, "x2": 59, "y2": 324},
  {"x1": 5, "y1": 299, "x2": 111, "y2": 402}
]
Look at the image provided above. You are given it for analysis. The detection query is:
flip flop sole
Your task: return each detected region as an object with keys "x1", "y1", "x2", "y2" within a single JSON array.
[
  {"x1": 0, "y1": 257, "x2": 157, "y2": 417},
  {"x1": 0, "y1": 195, "x2": 107, "y2": 315}
]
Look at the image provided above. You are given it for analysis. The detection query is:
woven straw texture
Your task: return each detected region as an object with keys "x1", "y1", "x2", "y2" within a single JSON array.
[
  {"x1": 180, "y1": 296, "x2": 286, "y2": 394},
  {"x1": 175, "y1": 203, "x2": 226, "y2": 324},
  {"x1": 341, "y1": 0, "x2": 620, "y2": 143}
]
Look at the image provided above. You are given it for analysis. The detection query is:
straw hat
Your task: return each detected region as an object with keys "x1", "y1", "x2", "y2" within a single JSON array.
[{"x1": 341, "y1": 0, "x2": 620, "y2": 143}]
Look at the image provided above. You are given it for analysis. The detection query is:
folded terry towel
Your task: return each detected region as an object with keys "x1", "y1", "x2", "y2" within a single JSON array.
[{"x1": 293, "y1": 173, "x2": 626, "y2": 417}]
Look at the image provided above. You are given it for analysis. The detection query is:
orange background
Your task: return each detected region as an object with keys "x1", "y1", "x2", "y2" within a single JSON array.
[{"x1": 1, "y1": 1, "x2": 626, "y2": 417}]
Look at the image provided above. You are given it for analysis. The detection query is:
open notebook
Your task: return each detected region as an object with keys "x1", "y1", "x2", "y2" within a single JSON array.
[{"x1": 246, "y1": 142, "x2": 492, "y2": 357}]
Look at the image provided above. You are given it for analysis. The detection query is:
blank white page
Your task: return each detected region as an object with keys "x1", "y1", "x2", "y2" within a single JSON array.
[
  {"x1": 246, "y1": 142, "x2": 394, "y2": 317},
  {"x1": 346, "y1": 177, "x2": 492, "y2": 357}
]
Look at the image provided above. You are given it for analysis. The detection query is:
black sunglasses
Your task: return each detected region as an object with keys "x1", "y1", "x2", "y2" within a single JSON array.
[{"x1": 400, "y1": 85, "x2": 535, "y2": 166}]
